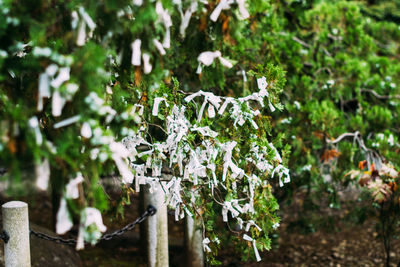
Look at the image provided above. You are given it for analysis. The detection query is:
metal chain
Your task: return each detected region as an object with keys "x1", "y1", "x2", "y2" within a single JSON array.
[
  {"x1": 0, "y1": 230, "x2": 10, "y2": 243},
  {"x1": 30, "y1": 205, "x2": 156, "y2": 245},
  {"x1": 29, "y1": 230, "x2": 77, "y2": 245}
]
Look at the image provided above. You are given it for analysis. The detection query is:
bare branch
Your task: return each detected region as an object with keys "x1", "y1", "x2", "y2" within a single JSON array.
[
  {"x1": 147, "y1": 122, "x2": 167, "y2": 134},
  {"x1": 322, "y1": 47, "x2": 332, "y2": 57},
  {"x1": 360, "y1": 89, "x2": 400, "y2": 100},
  {"x1": 326, "y1": 131, "x2": 360, "y2": 145},
  {"x1": 291, "y1": 36, "x2": 310, "y2": 48},
  {"x1": 327, "y1": 33, "x2": 343, "y2": 41},
  {"x1": 315, "y1": 67, "x2": 333, "y2": 76},
  {"x1": 326, "y1": 131, "x2": 384, "y2": 169}
]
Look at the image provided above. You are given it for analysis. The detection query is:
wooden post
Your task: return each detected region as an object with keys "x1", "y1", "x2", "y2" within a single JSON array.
[
  {"x1": 185, "y1": 215, "x2": 204, "y2": 267},
  {"x1": 2, "y1": 201, "x2": 31, "y2": 267},
  {"x1": 143, "y1": 182, "x2": 169, "y2": 267}
]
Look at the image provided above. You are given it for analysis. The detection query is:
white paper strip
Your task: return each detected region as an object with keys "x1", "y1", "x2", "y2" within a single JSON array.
[
  {"x1": 38, "y1": 73, "x2": 50, "y2": 111},
  {"x1": 242, "y1": 69, "x2": 247, "y2": 82},
  {"x1": 76, "y1": 222, "x2": 85, "y2": 250},
  {"x1": 236, "y1": 0, "x2": 250, "y2": 20},
  {"x1": 218, "y1": 56, "x2": 233, "y2": 68},
  {"x1": 155, "y1": 1, "x2": 172, "y2": 48},
  {"x1": 203, "y1": 238, "x2": 212, "y2": 253},
  {"x1": 46, "y1": 64, "x2": 58, "y2": 76},
  {"x1": 56, "y1": 198, "x2": 73, "y2": 235},
  {"x1": 51, "y1": 67, "x2": 70, "y2": 89},
  {"x1": 76, "y1": 20, "x2": 86, "y2": 46},
  {"x1": 54, "y1": 115, "x2": 81, "y2": 129},
  {"x1": 79, "y1": 7, "x2": 96, "y2": 30},
  {"x1": 179, "y1": 1, "x2": 197, "y2": 36},
  {"x1": 210, "y1": 0, "x2": 233, "y2": 22},
  {"x1": 243, "y1": 234, "x2": 261, "y2": 262},
  {"x1": 71, "y1": 11, "x2": 79, "y2": 29},
  {"x1": 81, "y1": 122, "x2": 92, "y2": 138},
  {"x1": 198, "y1": 51, "x2": 220, "y2": 66},
  {"x1": 131, "y1": 39, "x2": 141, "y2": 66},
  {"x1": 197, "y1": 51, "x2": 233, "y2": 73},
  {"x1": 191, "y1": 126, "x2": 218, "y2": 138},
  {"x1": 52, "y1": 91, "x2": 66, "y2": 117},
  {"x1": 268, "y1": 101, "x2": 276, "y2": 112},
  {"x1": 83, "y1": 207, "x2": 107, "y2": 232},
  {"x1": 142, "y1": 53, "x2": 152, "y2": 74},
  {"x1": 163, "y1": 27, "x2": 171, "y2": 48},
  {"x1": 153, "y1": 39, "x2": 166, "y2": 55},
  {"x1": 152, "y1": 97, "x2": 168, "y2": 116},
  {"x1": 208, "y1": 104, "x2": 216, "y2": 118},
  {"x1": 28, "y1": 116, "x2": 43, "y2": 145},
  {"x1": 257, "y1": 76, "x2": 268, "y2": 97},
  {"x1": 66, "y1": 173, "x2": 84, "y2": 199},
  {"x1": 35, "y1": 158, "x2": 50, "y2": 191},
  {"x1": 245, "y1": 220, "x2": 262, "y2": 232},
  {"x1": 110, "y1": 141, "x2": 134, "y2": 184}
]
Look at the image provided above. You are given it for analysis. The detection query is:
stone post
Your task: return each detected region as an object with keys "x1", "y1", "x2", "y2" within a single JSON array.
[
  {"x1": 185, "y1": 215, "x2": 204, "y2": 267},
  {"x1": 143, "y1": 182, "x2": 169, "y2": 267},
  {"x1": 2, "y1": 201, "x2": 31, "y2": 267}
]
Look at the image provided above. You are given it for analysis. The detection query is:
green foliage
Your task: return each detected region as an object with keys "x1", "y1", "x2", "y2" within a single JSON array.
[
  {"x1": 263, "y1": 0, "x2": 400, "y2": 204},
  {"x1": 1, "y1": 0, "x2": 399, "y2": 263},
  {"x1": 0, "y1": 0, "x2": 291, "y2": 260}
]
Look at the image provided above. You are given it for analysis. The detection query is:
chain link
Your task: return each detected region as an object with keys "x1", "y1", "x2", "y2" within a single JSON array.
[
  {"x1": 0, "y1": 230, "x2": 10, "y2": 243},
  {"x1": 30, "y1": 205, "x2": 156, "y2": 245}
]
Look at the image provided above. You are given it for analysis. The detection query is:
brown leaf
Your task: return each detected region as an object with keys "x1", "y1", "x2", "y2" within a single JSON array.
[
  {"x1": 313, "y1": 131, "x2": 324, "y2": 140},
  {"x1": 199, "y1": 16, "x2": 207, "y2": 32},
  {"x1": 138, "y1": 91, "x2": 148, "y2": 104},
  {"x1": 250, "y1": 20, "x2": 258, "y2": 32},
  {"x1": 134, "y1": 67, "x2": 142, "y2": 86},
  {"x1": 358, "y1": 160, "x2": 367, "y2": 170},
  {"x1": 389, "y1": 181, "x2": 397, "y2": 192},
  {"x1": 8, "y1": 139, "x2": 17, "y2": 154},
  {"x1": 358, "y1": 177, "x2": 370, "y2": 187},
  {"x1": 321, "y1": 149, "x2": 341, "y2": 163},
  {"x1": 222, "y1": 15, "x2": 229, "y2": 33}
]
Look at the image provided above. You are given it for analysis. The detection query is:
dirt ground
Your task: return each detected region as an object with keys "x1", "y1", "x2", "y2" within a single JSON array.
[
  {"x1": 236, "y1": 222, "x2": 399, "y2": 267},
  {"x1": 1, "y1": 192, "x2": 399, "y2": 267}
]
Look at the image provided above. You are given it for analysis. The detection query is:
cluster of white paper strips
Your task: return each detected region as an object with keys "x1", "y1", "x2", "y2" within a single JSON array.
[
  {"x1": 130, "y1": 0, "x2": 249, "y2": 75},
  {"x1": 118, "y1": 76, "x2": 290, "y2": 261},
  {"x1": 49, "y1": 75, "x2": 290, "y2": 256}
]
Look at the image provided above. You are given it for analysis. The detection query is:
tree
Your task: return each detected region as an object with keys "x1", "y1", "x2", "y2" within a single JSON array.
[
  {"x1": 0, "y1": 0, "x2": 290, "y2": 263},
  {"x1": 270, "y1": 0, "x2": 399, "y2": 200},
  {"x1": 263, "y1": 1, "x2": 399, "y2": 265}
]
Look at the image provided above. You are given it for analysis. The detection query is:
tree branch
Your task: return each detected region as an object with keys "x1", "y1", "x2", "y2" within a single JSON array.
[
  {"x1": 326, "y1": 131, "x2": 361, "y2": 145},
  {"x1": 291, "y1": 36, "x2": 310, "y2": 48},
  {"x1": 361, "y1": 89, "x2": 400, "y2": 100}
]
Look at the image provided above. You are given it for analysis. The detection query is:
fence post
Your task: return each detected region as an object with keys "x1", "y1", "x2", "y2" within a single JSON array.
[
  {"x1": 143, "y1": 182, "x2": 169, "y2": 267},
  {"x1": 185, "y1": 215, "x2": 204, "y2": 267},
  {"x1": 2, "y1": 201, "x2": 31, "y2": 267}
]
